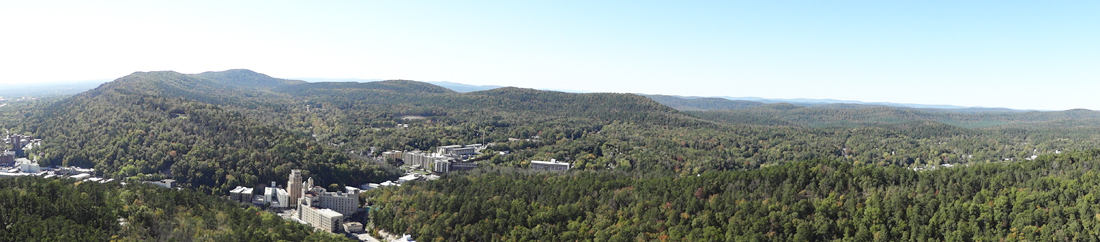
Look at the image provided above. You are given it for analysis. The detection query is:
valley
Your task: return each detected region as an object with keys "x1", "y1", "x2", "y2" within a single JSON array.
[{"x1": 4, "y1": 70, "x2": 1100, "y2": 241}]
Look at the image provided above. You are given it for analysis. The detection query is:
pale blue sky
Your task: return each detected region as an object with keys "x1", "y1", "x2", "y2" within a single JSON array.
[{"x1": 1, "y1": 1, "x2": 1098, "y2": 110}]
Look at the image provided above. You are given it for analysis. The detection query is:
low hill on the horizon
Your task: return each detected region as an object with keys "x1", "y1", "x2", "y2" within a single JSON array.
[
  {"x1": 719, "y1": 96, "x2": 1039, "y2": 112},
  {"x1": 8, "y1": 69, "x2": 1100, "y2": 193},
  {"x1": 690, "y1": 101, "x2": 1100, "y2": 129},
  {"x1": 641, "y1": 94, "x2": 766, "y2": 111},
  {"x1": 645, "y1": 94, "x2": 1100, "y2": 129},
  {"x1": 7, "y1": 70, "x2": 841, "y2": 183},
  {"x1": 12, "y1": 77, "x2": 1059, "y2": 113},
  {"x1": 19, "y1": 70, "x2": 400, "y2": 194},
  {"x1": 0, "y1": 80, "x2": 108, "y2": 98}
]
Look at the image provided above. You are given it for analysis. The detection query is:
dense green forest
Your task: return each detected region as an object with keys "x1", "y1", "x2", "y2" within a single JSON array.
[
  {"x1": 651, "y1": 95, "x2": 1100, "y2": 129},
  {"x1": 8, "y1": 69, "x2": 1100, "y2": 189},
  {"x1": 370, "y1": 150, "x2": 1100, "y2": 241},
  {"x1": 7, "y1": 69, "x2": 1100, "y2": 241},
  {"x1": 640, "y1": 94, "x2": 765, "y2": 111},
  {"x1": 652, "y1": 96, "x2": 1100, "y2": 168},
  {"x1": 14, "y1": 70, "x2": 400, "y2": 194},
  {"x1": 0, "y1": 177, "x2": 351, "y2": 241}
]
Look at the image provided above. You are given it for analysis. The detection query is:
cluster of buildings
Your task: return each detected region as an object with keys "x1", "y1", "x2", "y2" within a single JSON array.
[
  {"x1": 4, "y1": 134, "x2": 39, "y2": 159},
  {"x1": 1, "y1": 134, "x2": 69, "y2": 178},
  {"x1": 0, "y1": 159, "x2": 105, "y2": 182},
  {"x1": 3, "y1": 134, "x2": 35, "y2": 166},
  {"x1": 0, "y1": 133, "x2": 138, "y2": 185},
  {"x1": 228, "y1": 186, "x2": 257, "y2": 204},
  {"x1": 217, "y1": 143, "x2": 572, "y2": 239},
  {"x1": 229, "y1": 181, "x2": 291, "y2": 209},
  {"x1": 296, "y1": 178, "x2": 361, "y2": 232},
  {"x1": 382, "y1": 143, "x2": 574, "y2": 175},
  {"x1": 382, "y1": 144, "x2": 485, "y2": 174},
  {"x1": 229, "y1": 169, "x2": 363, "y2": 233},
  {"x1": 360, "y1": 172, "x2": 438, "y2": 191},
  {"x1": 214, "y1": 143, "x2": 574, "y2": 241}
]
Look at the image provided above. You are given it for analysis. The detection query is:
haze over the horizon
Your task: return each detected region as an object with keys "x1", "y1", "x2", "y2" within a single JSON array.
[{"x1": 2, "y1": 1, "x2": 1098, "y2": 110}]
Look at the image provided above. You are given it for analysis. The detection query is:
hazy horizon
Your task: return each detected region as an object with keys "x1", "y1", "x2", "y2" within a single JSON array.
[
  {"x1": 3, "y1": 1, "x2": 1099, "y2": 110},
  {"x1": 0, "y1": 74, "x2": 1068, "y2": 111}
]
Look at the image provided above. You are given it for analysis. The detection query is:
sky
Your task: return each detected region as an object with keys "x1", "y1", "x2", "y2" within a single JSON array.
[{"x1": 1, "y1": 1, "x2": 1098, "y2": 110}]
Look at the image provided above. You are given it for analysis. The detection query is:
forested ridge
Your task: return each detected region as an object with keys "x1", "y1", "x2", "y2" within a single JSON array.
[
  {"x1": 641, "y1": 94, "x2": 766, "y2": 111},
  {"x1": 8, "y1": 70, "x2": 1100, "y2": 184},
  {"x1": 370, "y1": 150, "x2": 1100, "y2": 241},
  {"x1": 6, "y1": 69, "x2": 1100, "y2": 241},
  {"x1": 671, "y1": 98, "x2": 1100, "y2": 129},
  {"x1": 15, "y1": 70, "x2": 400, "y2": 194},
  {"x1": 0, "y1": 177, "x2": 351, "y2": 241}
]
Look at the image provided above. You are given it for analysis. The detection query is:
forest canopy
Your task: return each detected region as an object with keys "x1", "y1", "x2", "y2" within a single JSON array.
[
  {"x1": 0, "y1": 177, "x2": 351, "y2": 242},
  {"x1": 6, "y1": 69, "x2": 1100, "y2": 241},
  {"x1": 369, "y1": 150, "x2": 1100, "y2": 241}
]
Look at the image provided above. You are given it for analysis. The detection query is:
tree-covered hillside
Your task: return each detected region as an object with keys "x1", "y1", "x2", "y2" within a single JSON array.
[
  {"x1": 0, "y1": 177, "x2": 351, "y2": 242},
  {"x1": 281, "y1": 81, "x2": 1100, "y2": 172},
  {"x1": 640, "y1": 94, "x2": 766, "y2": 111},
  {"x1": 370, "y1": 150, "x2": 1100, "y2": 241},
  {"x1": 659, "y1": 96, "x2": 1100, "y2": 129},
  {"x1": 12, "y1": 69, "x2": 1100, "y2": 192},
  {"x1": 18, "y1": 70, "x2": 399, "y2": 194},
  {"x1": 8, "y1": 70, "x2": 1100, "y2": 241}
]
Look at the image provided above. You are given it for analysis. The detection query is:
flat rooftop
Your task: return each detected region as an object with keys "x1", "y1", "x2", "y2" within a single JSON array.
[{"x1": 531, "y1": 160, "x2": 570, "y2": 165}]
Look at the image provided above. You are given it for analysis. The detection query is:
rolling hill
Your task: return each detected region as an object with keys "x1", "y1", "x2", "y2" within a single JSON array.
[
  {"x1": 12, "y1": 69, "x2": 1100, "y2": 194},
  {"x1": 9, "y1": 69, "x2": 1100, "y2": 241},
  {"x1": 20, "y1": 70, "x2": 399, "y2": 194},
  {"x1": 645, "y1": 94, "x2": 1100, "y2": 128}
]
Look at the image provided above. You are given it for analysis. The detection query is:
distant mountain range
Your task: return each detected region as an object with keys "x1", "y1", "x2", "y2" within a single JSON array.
[
  {"x1": 9, "y1": 69, "x2": 1100, "y2": 242},
  {"x1": 0, "y1": 80, "x2": 109, "y2": 97},
  {"x1": 283, "y1": 79, "x2": 1055, "y2": 112},
  {"x1": 718, "y1": 96, "x2": 1039, "y2": 112},
  {"x1": 3, "y1": 77, "x2": 1052, "y2": 112},
  {"x1": 641, "y1": 94, "x2": 1041, "y2": 113},
  {"x1": 297, "y1": 78, "x2": 504, "y2": 93}
]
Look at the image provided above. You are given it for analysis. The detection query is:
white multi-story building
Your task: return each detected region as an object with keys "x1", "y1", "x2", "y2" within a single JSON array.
[
  {"x1": 296, "y1": 177, "x2": 360, "y2": 214},
  {"x1": 433, "y1": 160, "x2": 451, "y2": 173},
  {"x1": 265, "y1": 181, "x2": 290, "y2": 209},
  {"x1": 230, "y1": 186, "x2": 254, "y2": 203},
  {"x1": 13, "y1": 158, "x2": 39, "y2": 173},
  {"x1": 402, "y1": 151, "x2": 444, "y2": 169},
  {"x1": 381, "y1": 151, "x2": 403, "y2": 162},
  {"x1": 531, "y1": 159, "x2": 571, "y2": 171},
  {"x1": 292, "y1": 173, "x2": 362, "y2": 232},
  {"x1": 314, "y1": 187, "x2": 360, "y2": 216},
  {"x1": 436, "y1": 144, "x2": 483, "y2": 156},
  {"x1": 298, "y1": 205, "x2": 343, "y2": 232},
  {"x1": 451, "y1": 162, "x2": 478, "y2": 171}
]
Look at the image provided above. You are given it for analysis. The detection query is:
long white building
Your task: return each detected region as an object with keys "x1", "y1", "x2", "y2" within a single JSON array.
[
  {"x1": 531, "y1": 159, "x2": 571, "y2": 171},
  {"x1": 436, "y1": 144, "x2": 483, "y2": 156},
  {"x1": 298, "y1": 205, "x2": 343, "y2": 232}
]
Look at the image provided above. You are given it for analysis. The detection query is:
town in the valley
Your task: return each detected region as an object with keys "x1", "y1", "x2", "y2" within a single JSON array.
[
  {"x1": 226, "y1": 144, "x2": 572, "y2": 241},
  {"x1": 1, "y1": 132, "x2": 572, "y2": 242}
]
